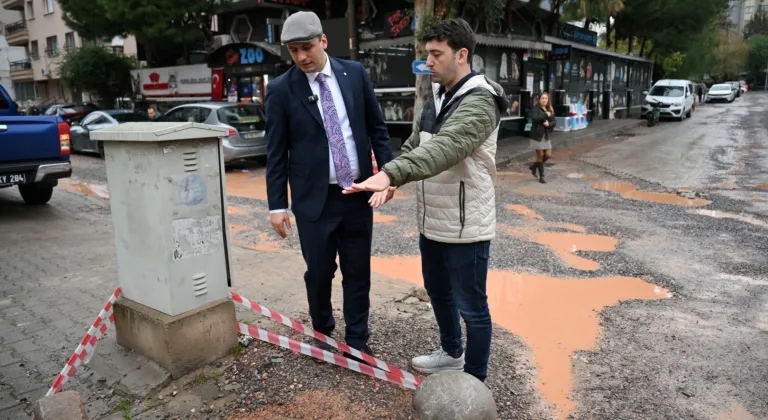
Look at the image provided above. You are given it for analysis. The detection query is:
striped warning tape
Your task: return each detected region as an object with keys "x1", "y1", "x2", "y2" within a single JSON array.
[
  {"x1": 230, "y1": 290, "x2": 421, "y2": 387},
  {"x1": 45, "y1": 287, "x2": 122, "y2": 397},
  {"x1": 237, "y1": 323, "x2": 417, "y2": 390},
  {"x1": 371, "y1": 148, "x2": 379, "y2": 174}
]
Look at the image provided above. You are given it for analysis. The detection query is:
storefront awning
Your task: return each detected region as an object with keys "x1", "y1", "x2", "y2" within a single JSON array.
[
  {"x1": 360, "y1": 34, "x2": 551, "y2": 52},
  {"x1": 475, "y1": 34, "x2": 551, "y2": 52},
  {"x1": 543, "y1": 36, "x2": 654, "y2": 63},
  {"x1": 359, "y1": 36, "x2": 415, "y2": 51}
]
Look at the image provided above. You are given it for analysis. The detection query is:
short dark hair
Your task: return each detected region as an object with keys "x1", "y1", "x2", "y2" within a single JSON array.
[{"x1": 421, "y1": 18, "x2": 476, "y2": 59}]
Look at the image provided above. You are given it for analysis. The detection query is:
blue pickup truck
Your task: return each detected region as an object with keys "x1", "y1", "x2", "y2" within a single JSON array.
[{"x1": 0, "y1": 84, "x2": 72, "y2": 205}]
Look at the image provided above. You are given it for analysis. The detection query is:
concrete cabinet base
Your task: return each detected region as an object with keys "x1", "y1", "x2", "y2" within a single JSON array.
[{"x1": 114, "y1": 297, "x2": 237, "y2": 379}]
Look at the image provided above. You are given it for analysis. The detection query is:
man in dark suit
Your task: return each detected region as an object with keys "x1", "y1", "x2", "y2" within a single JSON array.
[{"x1": 264, "y1": 11, "x2": 394, "y2": 357}]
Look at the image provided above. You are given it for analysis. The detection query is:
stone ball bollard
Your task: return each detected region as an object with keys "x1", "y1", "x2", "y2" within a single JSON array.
[{"x1": 412, "y1": 371, "x2": 497, "y2": 420}]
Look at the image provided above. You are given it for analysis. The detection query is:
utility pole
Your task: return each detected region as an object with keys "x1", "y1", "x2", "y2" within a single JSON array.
[
  {"x1": 412, "y1": 0, "x2": 435, "y2": 128},
  {"x1": 348, "y1": 0, "x2": 358, "y2": 60}
]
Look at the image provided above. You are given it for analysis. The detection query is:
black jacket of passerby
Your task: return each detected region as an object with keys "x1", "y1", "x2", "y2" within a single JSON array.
[{"x1": 530, "y1": 106, "x2": 556, "y2": 141}]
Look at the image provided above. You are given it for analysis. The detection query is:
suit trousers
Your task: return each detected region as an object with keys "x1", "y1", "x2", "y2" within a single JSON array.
[{"x1": 295, "y1": 185, "x2": 373, "y2": 349}]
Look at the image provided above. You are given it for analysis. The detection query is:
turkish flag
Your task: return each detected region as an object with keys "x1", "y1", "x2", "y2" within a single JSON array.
[{"x1": 211, "y1": 69, "x2": 224, "y2": 101}]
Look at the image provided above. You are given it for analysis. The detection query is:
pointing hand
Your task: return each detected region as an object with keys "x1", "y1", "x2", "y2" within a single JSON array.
[{"x1": 343, "y1": 171, "x2": 392, "y2": 194}]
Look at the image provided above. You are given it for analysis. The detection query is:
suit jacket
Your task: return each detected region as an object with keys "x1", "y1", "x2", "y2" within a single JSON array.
[{"x1": 265, "y1": 57, "x2": 394, "y2": 222}]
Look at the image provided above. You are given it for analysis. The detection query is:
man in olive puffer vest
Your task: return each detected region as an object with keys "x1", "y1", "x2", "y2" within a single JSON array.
[{"x1": 344, "y1": 18, "x2": 507, "y2": 382}]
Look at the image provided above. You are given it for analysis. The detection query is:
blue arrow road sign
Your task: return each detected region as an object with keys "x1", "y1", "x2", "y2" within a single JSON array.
[{"x1": 412, "y1": 61, "x2": 431, "y2": 75}]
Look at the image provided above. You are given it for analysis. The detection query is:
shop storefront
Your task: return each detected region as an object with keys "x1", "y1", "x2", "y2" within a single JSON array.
[
  {"x1": 359, "y1": 32, "x2": 551, "y2": 140},
  {"x1": 205, "y1": 42, "x2": 289, "y2": 105},
  {"x1": 545, "y1": 24, "x2": 653, "y2": 121}
]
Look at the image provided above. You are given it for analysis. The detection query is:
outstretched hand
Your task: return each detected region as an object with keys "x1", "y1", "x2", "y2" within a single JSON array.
[
  {"x1": 343, "y1": 171, "x2": 392, "y2": 194},
  {"x1": 369, "y1": 187, "x2": 396, "y2": 208}
]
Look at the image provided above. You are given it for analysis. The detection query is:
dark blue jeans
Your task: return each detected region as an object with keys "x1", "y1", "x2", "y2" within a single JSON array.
[{"x1": 419, "y1": 235, "x2": 492, "y2": 381}]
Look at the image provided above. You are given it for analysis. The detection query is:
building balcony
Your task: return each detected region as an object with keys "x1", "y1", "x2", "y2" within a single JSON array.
[
  {"x1": 9, "y1": 59, "x2": 33, "y2": 80},
  {"x1": 1, "y1": 0, "x2": 24, "y2": 10},
  {"x1": 4, "y1": 20, "x2": 29, "y2": 46}
]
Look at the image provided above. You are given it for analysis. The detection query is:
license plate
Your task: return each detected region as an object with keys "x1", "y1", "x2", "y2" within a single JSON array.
[
  {"x1": 242, "y1": 132, "x2": 259, "y2": 140},
  {"x1": 0, "y1": 173, "x2": 26, "y2": 185}
]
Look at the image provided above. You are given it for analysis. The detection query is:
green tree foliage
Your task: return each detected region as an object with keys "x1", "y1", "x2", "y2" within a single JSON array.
[
  {"x1": 661, "y1": 51, "x2": 685, "y2": 77},
  {"x1": 745, "y1": 34, "x2": 768, "y2": 83},
  {"x1": 744, "y1": 10, "x2": 768, "y2": 38},
  {"x1": 59, "y1": 46, "x2": 138, "y2": 108},
  {"x1": 614, "y1": 0, "x2": 728, "y2": 56},
  {"x1": 563, "y1": 0, "x2": 624, "y2": 28},
  {"x1": 713, "y1": 29, "x2": 750, "y2": 79},
  {"x1": 59, "y1": 0, "x2": 228, "y2": 64}
]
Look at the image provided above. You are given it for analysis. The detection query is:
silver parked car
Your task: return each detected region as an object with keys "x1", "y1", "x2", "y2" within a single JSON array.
[
  {"x1": 70, "y1": 110, "x2": 150, "y2": 157},
  {"x1": 707, "y1": 84, "x2": 736, "y2": 103},
  {"x1": 160, "y1": 103, "x2": 266, "y2": 164}
]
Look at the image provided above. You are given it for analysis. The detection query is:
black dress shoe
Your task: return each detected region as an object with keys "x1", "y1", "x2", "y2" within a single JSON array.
[
  {"x1": 313, "y1": 338, "x2": 334, "y2": 352},
  {"x1": 344, "y1": 344, "x2": 375, "y2": 366}
]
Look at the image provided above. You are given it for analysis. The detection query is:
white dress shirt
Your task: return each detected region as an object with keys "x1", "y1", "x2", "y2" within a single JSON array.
[
  {"x1": 308, "y1": 54, "x2": 361, "y2": 183},
  {"x1": 270, "y1": 55, "x2": 361, "y2": 215}
]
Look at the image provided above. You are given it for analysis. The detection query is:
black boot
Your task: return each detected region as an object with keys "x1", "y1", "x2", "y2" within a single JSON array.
[
  {"x1": 538, "y1": 162, "x2": 546, "y2": 184},
  {"x1": 529, "y1": 162, "x2": 539, "y2": 178}
]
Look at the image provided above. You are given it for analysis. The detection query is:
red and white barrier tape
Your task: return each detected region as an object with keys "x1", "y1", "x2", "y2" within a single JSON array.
[
  {"x1": 45, "y1": 287, "x2": 122, "y2": 397},
  {"x1": 238, "y1": 323, "x2": 417, "y2": 390},
  {"x1": 371, "y1": 148, "x2": 379, "y2": 174},
  {"x1": 229, "y1": 290, "x2": 421, "y2": 387}
]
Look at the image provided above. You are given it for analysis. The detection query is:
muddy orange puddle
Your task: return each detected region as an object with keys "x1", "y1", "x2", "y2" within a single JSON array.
[
  {"x1": 567, "y1": 173, "x2": 600, "y2": 179},
  {"x1": 501, "y1": 204, "x2": 612, "y2": 270},
  {"x1": 59, "y1": 179, "x2": 110, "y2": 199},
  {"x1": 225, "y1": 172, "x2": 276, "y2": 201},
  {"x1": 228, "y1": 206, "x2": 246, "y2": 215},
  {"x1": 371, "y1": 256, "x2": 669, "y2": 419},
  {"x1": 504, "y1": 227, "x2": 618, "y2": 271},
  {"x1": 373, "y1": 212, "x2": 397, "y2": 223},
  {"x1": 505, "y1": 204, "x2": 542, "y2": 219},
  {"x1": 716, "y1": 405, "x2": 756, "y2": 420},
  {"x1": 592, "y1": 181, "x2": 710, "y2": 207},
  {"x1": 229, "y1": 224, "x2": 249, "y2": 234}
]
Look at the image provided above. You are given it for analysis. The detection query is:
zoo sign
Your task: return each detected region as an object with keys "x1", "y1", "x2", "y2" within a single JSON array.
[{"x1": 237, "y1": 47, "x2": 265, "y2": 65}]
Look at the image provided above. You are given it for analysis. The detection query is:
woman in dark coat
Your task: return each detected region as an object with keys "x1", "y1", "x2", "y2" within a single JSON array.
[{"x1": 528, "y1": 92, "x2": 556, "y2": 183}]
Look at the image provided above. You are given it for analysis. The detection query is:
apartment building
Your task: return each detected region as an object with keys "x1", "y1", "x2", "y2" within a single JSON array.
[
  {"x1": 0, "y1": 7, "x2": 27, "y2": 100},
  {"x1": 729, "y1": 0, "x2": 746, "y2": 31},
  {"x1": 2, "y1": 0, "x2": 138, "y2": 105},
  {"x1": 743, "y1": 0, "x2": 768, "y2": 24}
]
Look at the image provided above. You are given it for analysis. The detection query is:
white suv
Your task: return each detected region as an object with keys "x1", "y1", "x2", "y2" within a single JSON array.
[{"x1": 642, "y1": 79, "x2": 695, "y2": 121}]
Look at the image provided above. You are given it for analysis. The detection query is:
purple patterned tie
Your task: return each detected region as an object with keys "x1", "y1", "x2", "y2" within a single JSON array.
[{"x1": 316, "y1": 73, "x2": 354, "y2": 188}]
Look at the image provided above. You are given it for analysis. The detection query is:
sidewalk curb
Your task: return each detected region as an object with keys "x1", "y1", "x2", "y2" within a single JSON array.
[{"x1": 494, "y1": 119, "x2": 646, "y2": 169}]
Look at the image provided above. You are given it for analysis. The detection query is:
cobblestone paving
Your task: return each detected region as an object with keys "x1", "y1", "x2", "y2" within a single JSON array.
[{"x1": 0, "y1": 188, "x2": 117, "y2": 419}]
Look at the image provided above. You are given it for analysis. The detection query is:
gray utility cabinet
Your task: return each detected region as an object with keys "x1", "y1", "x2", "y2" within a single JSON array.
[{"x1": 92, "y1": 122, "x2": 233, "y2": 317}]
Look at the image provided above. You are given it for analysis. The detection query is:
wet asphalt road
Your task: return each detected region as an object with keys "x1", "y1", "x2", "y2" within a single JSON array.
[{"x1": 62, "y1": 92, "x2": 768, "y2": 419}]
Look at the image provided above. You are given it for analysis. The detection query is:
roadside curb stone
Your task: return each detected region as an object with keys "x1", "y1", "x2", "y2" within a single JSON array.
[
  {"x1": 413, "y1": 371, "x2": 497, "y2": 420},
  {"x1": 32, "y1": 391, "x2": 88, "y2": 420}
]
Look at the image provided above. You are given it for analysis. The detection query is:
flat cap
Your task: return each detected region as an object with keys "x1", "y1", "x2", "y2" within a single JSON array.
[{"x1": 281, "y1": 11, "x2": 323, "y2": 45}]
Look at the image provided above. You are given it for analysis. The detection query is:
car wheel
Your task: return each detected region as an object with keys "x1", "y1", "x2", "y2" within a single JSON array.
[
  {"x1": 18, "y1": 184, "x2": 53, "y2": 205},
  {"x1": 686, "y1": 108, "x2": 692, "y2": 118}
]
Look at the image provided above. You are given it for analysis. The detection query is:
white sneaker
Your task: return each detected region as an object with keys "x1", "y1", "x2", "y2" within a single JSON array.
[{"x1": 411, "y1": 348, "x2": 465, "y2": 374}]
